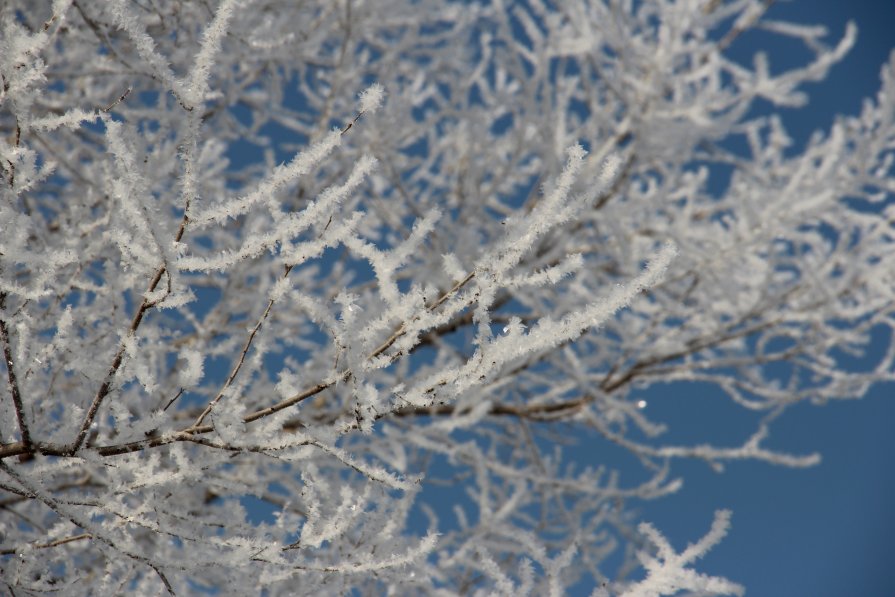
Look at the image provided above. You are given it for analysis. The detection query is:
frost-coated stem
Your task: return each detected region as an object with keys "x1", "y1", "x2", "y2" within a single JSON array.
[{"x1": 0, "y1": 292, "x2": 31, "y2": 451}]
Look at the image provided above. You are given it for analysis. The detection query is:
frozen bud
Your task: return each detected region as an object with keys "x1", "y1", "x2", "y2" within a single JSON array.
[{"x1": 358, "y1": 83, "x2": 385, "y2": 114}]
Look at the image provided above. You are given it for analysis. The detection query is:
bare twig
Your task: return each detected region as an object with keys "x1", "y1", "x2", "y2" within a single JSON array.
[
  {"x1": 0, "y1": 533, "x2": 92, "y2": 556},
  {"x1": 163, "y1": 388, "x2": 185, "y2": 412},
  {"x1": 369, "y1": 271, "x2": 476, "y2": 360},
  {"x1": 100, "y1": 87, "x2": 132, "y2": 113},
  {"x1": 67, "y1": 263, "x2": 170, "y2": 455},
  {"x1": 191, "y1": 263, "x2": 294, "y2": 429},
  {"x1": 0, "y1": 292, "x2": 32, "y2": 452},
  {"x1": 149, "y1": 563, "x2": 175, "y2": 596}
]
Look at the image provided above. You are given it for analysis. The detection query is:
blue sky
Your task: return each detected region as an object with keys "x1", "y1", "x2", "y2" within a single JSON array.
[{"x1": 637, "y1": 2, "x2": 895, "y2": 595}]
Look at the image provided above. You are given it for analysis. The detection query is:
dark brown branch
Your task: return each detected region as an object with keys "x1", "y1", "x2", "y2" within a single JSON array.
[
  {"x1": 0, "y1": 273, "x2": 787, "y2": 463},
  {"x1": 369, "y1": 271, "x2": 477, "y2": 362},
  {"x1": 191, "y1": 294, "x2": 280, "y2": 429},
  {"x1": 100, "y1": 87, "x2": 132, "y2": 113},
  {"x1": 241, "y1": 380, "x2": 333, "y2": 425},
  {"x1": 191, "y1": 258, "x2": 299, "y2": 429},
  {"x1": 5, "y1": 120, "x2": 20, "y2": 187},
  {"x1": 599, "y1": 317, "x2": 780, "y2": 394},
  {"x1": 0, "y1": 533, "x2": 91, "y2": 556},
  {"x1": 0, "y1": 292, "x2": 31, "y2": 452},
  {"x1": 0, "y1": 377, "x2": 334, "y2": 460},
  {"x1": 149, "y1": 562, "x2": 175, "y2": 596},
  {"x1": 391, "y1": 398, "x2": 587, "y2": 421},
  {"x1": 67, "y1": 263, "x2": 170, "y2": 455}
]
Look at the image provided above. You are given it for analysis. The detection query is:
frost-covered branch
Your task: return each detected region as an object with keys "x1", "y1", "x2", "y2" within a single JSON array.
[
  {"x1": 620, "y1": 510, "x2": 744, "y2": 597},
  {"x1": 1, "y1": 0, "x2": 893, "y2": 594}
]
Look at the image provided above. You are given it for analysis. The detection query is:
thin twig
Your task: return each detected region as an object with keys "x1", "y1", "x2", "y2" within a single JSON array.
[
  {"x1": 191, "y1": 264, "x2": 293, "y2": 429},
  {"x1": 191, "y1": 98, "x2": 377, "y2": 428},
  {"x1": 149, "y1": 563, "x2": 175, "y2": 596},
  {"x1": 163, "y1": 388, "x2": 185, "y2": 412},
  {"x1": 0, "y1": 292, "x2": 31, "y2": 452},
  {"x1": 100, "y1": 87, "x2": 132, "y2": 113},
  {"x1": 67, "y1": 263, "x2": 170, "y2": 455},
  {"x1": 0, "y1": 533, "x2": 92, "y2": 556},
  {"x1": 369, "y1": 271, "x2": 476, "y2": 360}
]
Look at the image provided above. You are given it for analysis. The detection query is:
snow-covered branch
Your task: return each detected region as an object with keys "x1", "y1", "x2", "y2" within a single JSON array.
[{"x1": 1, "y1": 0, "x2": 893, "y2": 594}]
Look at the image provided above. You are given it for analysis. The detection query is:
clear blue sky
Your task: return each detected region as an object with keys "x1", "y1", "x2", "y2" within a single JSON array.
[{"x1": 638, "y1": 2, "x2": 895, "y2": 595}]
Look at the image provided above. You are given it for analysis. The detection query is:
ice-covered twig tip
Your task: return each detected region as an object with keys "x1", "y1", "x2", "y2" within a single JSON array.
[{"x1": 358, "y1": 83, "x2": 385, "y2": 114}]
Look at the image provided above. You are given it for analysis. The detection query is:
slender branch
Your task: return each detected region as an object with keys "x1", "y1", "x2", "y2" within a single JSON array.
[
  {"x1": 0, "y1": 377, "x2": 335, "y2": 460},
  {"x1": 188, "y1": 235, "x2": 330, "y2": 428},
  {"x1": 191, "y1": 98, "x2": 379, "y2": 429},
  {"x1": 163, "y1": 388, "x2": 185, "y2": 411},
  {"x1": 242, "y1": 380, "x2": 334, "y2": 425},
  {"x1": 0, "y1": 291, "x2": 788, "y2": 462},
  {"x1": 369, "y1": 271, "x2": 476, "y2": 360},
  {"x1": 190, "y1": 290, "x2": 282, "y2": 429},
  {"x1": 0, "y1": 533, "x2": 91, "y2": 556},
  {"x1": 0, "y1": 292, "x2": 31, "y2": 452},
  {"x1": 5, "y1": 120, "x2": 20, "y2": 187},
  {"x1": 149, "y1": 563, "x2": 175, "y2": 596},
  {"x1": 67, "y1": 262, "x2": 170, "y2": 455},
  {"x1": 100, "y1": 86, "x2": 132, "y2": 113}
]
